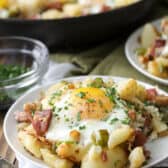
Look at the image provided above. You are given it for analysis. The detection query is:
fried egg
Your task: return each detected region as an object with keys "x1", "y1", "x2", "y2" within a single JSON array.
[{"x1": 42, "y1": 83, "x2": 129, "y2": 147}]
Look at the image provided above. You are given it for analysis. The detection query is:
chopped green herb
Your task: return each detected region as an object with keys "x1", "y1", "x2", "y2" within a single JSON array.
[
  {"x1": 79, "y1": 125, "x2": 86, "y2": 130},
  {"x1": 87, "y1": 98, "x2": 96, "y2": 103},
  {"x1": 110, "y1": 118, "x2": 119, "y2": 124},
  {"x1": 76, "y1": 92, "x2": 86, "y2": 98},
  {"x1": 0, "y1": 64, "x2": 30, "y2": 81},
  {"x1": 49, "y1": 90, "x2": 63, "y2": 105},
  {"x1": 64, "y1": 106, "x2": 68, "y2": 110},
  {"x1": 31, "y1": 109, "x2": 35, "y2": 116},
  {"x1": 65, "y1": 118, "x2": 70, "y2": 122},
  {"x1": 52, "y1": 90, "x2": 62, "y2": 97},
  {"x1": 91, "y1": 130, "x2": 109, "y2": 147},
  {"x1": 122, "y1": 118, "x2": 130, "y2": 125},
  {"x1": 89, "y1": 78, "x2": 104, "y2": 88},
  {"x1": 54, "y1": 107, "x2": 62, "y2": 114},
  {"x1": 77, "y1": 112, "x2": 81, "y2": 121},
  {"x1": 105, "y1": 87, "x2": 117, "y2": 103},
  {"x1": 135, "y1": 47, "x2": 146, "y2": 56}
]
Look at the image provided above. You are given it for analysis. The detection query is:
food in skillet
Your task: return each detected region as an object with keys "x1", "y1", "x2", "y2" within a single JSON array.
[
  {"x1": 14, "y1": 77, "x2": 168, "y2": 168},
  {"x1": 135, "y1": 17, "x2": 168, "y2": 79},
  {"x1": 0, "y1": 0, "x2": 140, "y2": 19}
]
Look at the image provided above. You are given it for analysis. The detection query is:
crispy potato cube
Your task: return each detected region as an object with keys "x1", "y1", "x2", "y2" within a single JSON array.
[
  {"x1": 129, "y1": 147, "x2": 146, "y2": 168},
  {"x1": 152, "y1": 117, "x2": 168, "y2": 133},
  {"x1": 147, "y1": 61, "x2": 168, "y2": 78},
  {"x1": 136, "y1": 84, "x2": 147, "y2": 101},
  {"x1": 41, "y1": 9, "x2": 63, "y2": 19},
  {"x1": 18, "y1": 131, "x2": 42, "y2": 158},
  {"x1": 108, "y1": 126, "x2": 134, "y2": 149},
  {"x1": 63, "y1": 4, "x2": 83, "y2": 17},
  {"x1": 17, "y1": 0, "x2": 46, "y2": 16},
  {"x1": 40, "y1": 148, "x2": 73, "y2": 168},
  {"x1": 56, "y1": 143, "x2": 84, "y2": 162},
  {"x1": 81, "y1": 146, "x2": 127, "y2": 168},
  {"x1": 117, "y1": 79, "x2": 138, "y2": 101},
  {"x1": 141, "y1": 24, "x2": 159, "y2": 48}
]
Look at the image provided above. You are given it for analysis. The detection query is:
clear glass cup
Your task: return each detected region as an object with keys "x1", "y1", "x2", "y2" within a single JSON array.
[{"x1": 0, "y1": 36, "x2": 49, "y2": 110}]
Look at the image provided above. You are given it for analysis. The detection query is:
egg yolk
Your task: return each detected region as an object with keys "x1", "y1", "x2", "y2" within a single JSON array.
[{"x1": 69, "y1": 87, "x2": 113, "y2": 120}]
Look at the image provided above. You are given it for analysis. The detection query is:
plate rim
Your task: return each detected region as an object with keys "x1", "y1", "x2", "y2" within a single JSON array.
[
  {"x1": 125, "y1": 18, "x2": 168, "y2": 85},
  {"x1": 3, "y1": 75, "x2": 168, "y2": 168}
]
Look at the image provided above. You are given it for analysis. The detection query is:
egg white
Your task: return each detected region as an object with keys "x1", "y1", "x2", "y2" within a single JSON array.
[{"x1": 45, "y1": 91, "x2": 128, "y2": 146}]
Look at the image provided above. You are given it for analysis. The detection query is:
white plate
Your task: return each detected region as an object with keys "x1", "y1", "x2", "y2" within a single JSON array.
[
  {"x1": 3, "y1": 76, "x2": 168, "y2": 168},
  {"x1": 125, "y1": 18, "x2": 168, "y2": 85}
]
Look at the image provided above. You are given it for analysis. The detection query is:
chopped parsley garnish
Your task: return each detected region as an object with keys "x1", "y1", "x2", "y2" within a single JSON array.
[
  {"x1": 77, "y1": 112, "x2": 81, "y2": 121},
  {"x1": 76, "y1": 92, "x2": 86, "y2": 98},
  {"x1": 110, "y1": 118, "x2": 119, "y2": 124},
  {"x1": 64, "y1": 106, "x2": 68, "y2": 110},
  {"x1": 49, "y1": 90, "x2": 62, "y2": 105},
  {"x1": 31, "y1": 109, "x2": 35, "y2": 116},
  {"x1": 52, "y1": 90, "x2": 62, "y2": 97},
  {"x1": 79, "y1": 125, "x2": 86, "y2": 130},
  {"x1": 87, "y1": 98, "x2": 96, "y2": 103},
  {"x1": 105, "y1": 87, "x2": 117, "y2": 103},
  {"x1": 89, "y1": 78, "x2": 104, "y2": 88},
  {"x1": 54, "y1": 107, "x2": 62, "y2": 114},
  {"x1": 65, "y1": 118, "x2": 70, "y2": 122},
  {"x1": 0, "y1": 64, "x2": 30, "y2": 81},
  {"x1": 135, "y1": 47, "x2": 146, "y2": 56},
  {"x1": 122, "y1": 118, "x2": 130, "y2": 125}
]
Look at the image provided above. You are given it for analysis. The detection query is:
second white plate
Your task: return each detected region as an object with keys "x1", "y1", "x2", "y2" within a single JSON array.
[{"x1": 125, "y1": 18, "x2": 168, "y2": 85}]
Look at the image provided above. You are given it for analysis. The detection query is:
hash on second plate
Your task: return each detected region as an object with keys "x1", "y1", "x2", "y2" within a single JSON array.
[{"x1": 135, "y1": 17, "x2": 168, "y2": 79}]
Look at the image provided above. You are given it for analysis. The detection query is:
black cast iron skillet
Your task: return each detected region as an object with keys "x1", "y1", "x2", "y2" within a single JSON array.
[{"x1": 0, "y1": 0, "x2": 154, "y2": 48}]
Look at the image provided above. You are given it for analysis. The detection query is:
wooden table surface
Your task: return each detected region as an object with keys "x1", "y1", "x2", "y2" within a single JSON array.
[{"x1": 0, "y1": 111, "x2": 18, "y2": 168}]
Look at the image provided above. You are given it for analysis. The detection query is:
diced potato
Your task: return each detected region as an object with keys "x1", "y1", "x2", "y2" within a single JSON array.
[
  {"x1": 87, "y1": 145, "x2": 102, "y2": 160},
  {"x1": 108, "y1": 126, "x2": 134, "y2": 149},
  {"x1": 117, "y1": 79, "x2": 138, "y2": 101},
  {"x1": 63, "y1": 4, "x2": 83, "y2": 17},
  {"x1": 40, "y1": 148, "x2": 73, "y2": 168},
  {"x1": 136, "y1": 84, "x2": 147, "y2": 101},
  {"x1": 147, "y1": 61, "x2": 168, "y2": 78},
  {"x1": 141, "y1": 24, "x2": 159, "y2": 48},
  {"x1": 41, "y1": 9, "x2": 63, "y2": 19},
  {"x1": 17, "y1": 122, "x2": 29, "y2": 131},
  {"x1": 56, "y1": 143, "x2": 85, "y2": 162},
  {"x1": 152, "y1": 117, "x2": 168, "y2": 133},
  {"x1": 129, "y1": 147, "x2": 146, "y2": 168},
  {"x1": 156, "y1": 57, "x2": 168, "y2": 67},
  {"x1": 18, "y1": 131, "x2": 42, "y2": 158},
  {"x1": 81, "y1": 146, "x2": 127, "y2": 168},
  {"x1": 16, "y1": 0, "x2": 46, "y2": 17}
]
